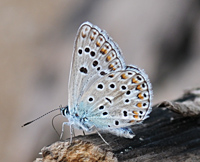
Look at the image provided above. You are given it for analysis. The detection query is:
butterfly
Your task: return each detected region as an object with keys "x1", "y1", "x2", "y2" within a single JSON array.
[{"x1": 60, "y1": 22, "x2": 153, "y2": 145}]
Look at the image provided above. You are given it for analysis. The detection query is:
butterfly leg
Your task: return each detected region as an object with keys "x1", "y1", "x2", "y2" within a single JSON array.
[
  {"x1": 60, "y1": 122, "x2": 68, "y2": 140},
  {"x1": 69, "y1": 124, "x2": 74, "y2": 144},
  {"x1": 72, "y1": 126, "x2": 75, "y2": 137},
  {"x1": 90, "y1": 126, "x2": 109, "y2": 145},
  {"x1": 82, "y1": 130, "x2": 86, "y2": 136},
  {"x1": 96, "y1": 130, "x2": 109, "y2": 145}
]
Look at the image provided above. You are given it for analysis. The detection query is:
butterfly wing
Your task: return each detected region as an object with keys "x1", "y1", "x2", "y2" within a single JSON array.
[
  {"x1": 67, "y1": 22, "x2": 153, "y2": 139},
  {"x1": 79, "y1": 66, "x2": 152, "y2": 135},
  {"x1": 68, "y1": 22, "x2": 126, "y2": 111}
]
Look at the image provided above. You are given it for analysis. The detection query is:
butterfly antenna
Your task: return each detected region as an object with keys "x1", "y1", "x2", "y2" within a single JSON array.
[
  {"x1": 21, "y1": 107, "x2": 62, "y2": 127},
  {"x1": 52, "y1": 113, "x2": 61, "y2": 138}
]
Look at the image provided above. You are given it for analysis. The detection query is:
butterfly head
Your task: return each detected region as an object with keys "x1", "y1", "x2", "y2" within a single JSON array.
[{"x1": 60, "y1": 106, "x2": 70, "y2": 117}]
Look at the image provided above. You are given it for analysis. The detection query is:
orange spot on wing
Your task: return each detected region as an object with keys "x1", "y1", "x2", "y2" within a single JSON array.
[
  {"x1": 138, "y1": 93, "x2": 144, "y2": 99},
  {"x1": 128, "y1": 120, "x2": 135, "y2": 123},
  {"x1": 100, "y1": 48, "x2": 107, "y2": 54},
  {"x1": 108, "y1": 64, "x2": 114, "y2": 68},
  {"x1": 121, "y1": 73, "x2": 128, "y2": 79},
  {"x1": 133, "y1": 111, "x2": 139, "y2": 115},
  {"x1": 136, "y1": 85, "x2": 142, "y2": 90},
  {"x1": 108, "y1": 64, "x2": 116, "y2": 71},
  {"x1": 81, "y1": 32, "x2": 86, "y2": 38},
  {"x1": 134, "y1": 115, "x2": 139, "y2": 119},
  {"x1": 132, "y1": 78, "x2": 138, "y2": 84},
  {"x1": 137, "y1": 103, "x2": 142, "y2": 108},
  {"x1": 90, "y1": 36, "x2": 94, "y2": 41},
  {"x1": 96, "y1": 42, "x2": 101, "y2": 47},
  {"x1": 85, "y1": 27, "x2": 88, "y2": 31},
  {"x1": 106, "y1": 55, "x2": 111, "y2": 62}
]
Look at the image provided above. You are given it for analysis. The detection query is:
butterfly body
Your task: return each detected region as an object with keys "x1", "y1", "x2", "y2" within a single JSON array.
[
  {"x1": 61, "y1": 106, "x2": 93, "y2": 132},
  {"x1": 61, "y1": 22, "x2": 152, "y2": 141}
]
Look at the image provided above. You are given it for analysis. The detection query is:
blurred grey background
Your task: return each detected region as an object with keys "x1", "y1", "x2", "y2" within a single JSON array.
[{"x1": 1, "y1": 1, "x2": 200, "y2": 161}]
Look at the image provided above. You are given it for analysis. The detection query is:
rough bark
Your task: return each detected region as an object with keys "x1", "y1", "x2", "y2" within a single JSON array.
[{"x1": 34, "y1": 88, "x2": 200, "y2": 162}]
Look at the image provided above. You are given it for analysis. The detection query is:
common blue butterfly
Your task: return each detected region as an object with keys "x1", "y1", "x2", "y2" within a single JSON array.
[{"x1": 60, "y1": 22, "x2": 153, "y2": 145}]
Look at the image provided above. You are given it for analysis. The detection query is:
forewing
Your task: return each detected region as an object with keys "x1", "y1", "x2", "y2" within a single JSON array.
[{"x1": 68, "y1": 22, "x2": 126, "y2": 110}]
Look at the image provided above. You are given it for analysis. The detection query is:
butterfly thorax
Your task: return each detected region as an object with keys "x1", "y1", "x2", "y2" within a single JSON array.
[{"x1": 60, "y1": 106, "x2": 93, "y2": 132}]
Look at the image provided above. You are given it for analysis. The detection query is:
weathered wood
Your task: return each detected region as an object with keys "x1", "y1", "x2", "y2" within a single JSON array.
[{"x1": 35, "y1": 88, "x2": 200, "y2": 162}]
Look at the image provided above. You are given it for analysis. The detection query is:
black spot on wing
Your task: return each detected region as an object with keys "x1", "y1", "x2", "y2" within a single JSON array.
[{"x1": 80, "y1": 67, "x2": 88, "y2": 74}]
